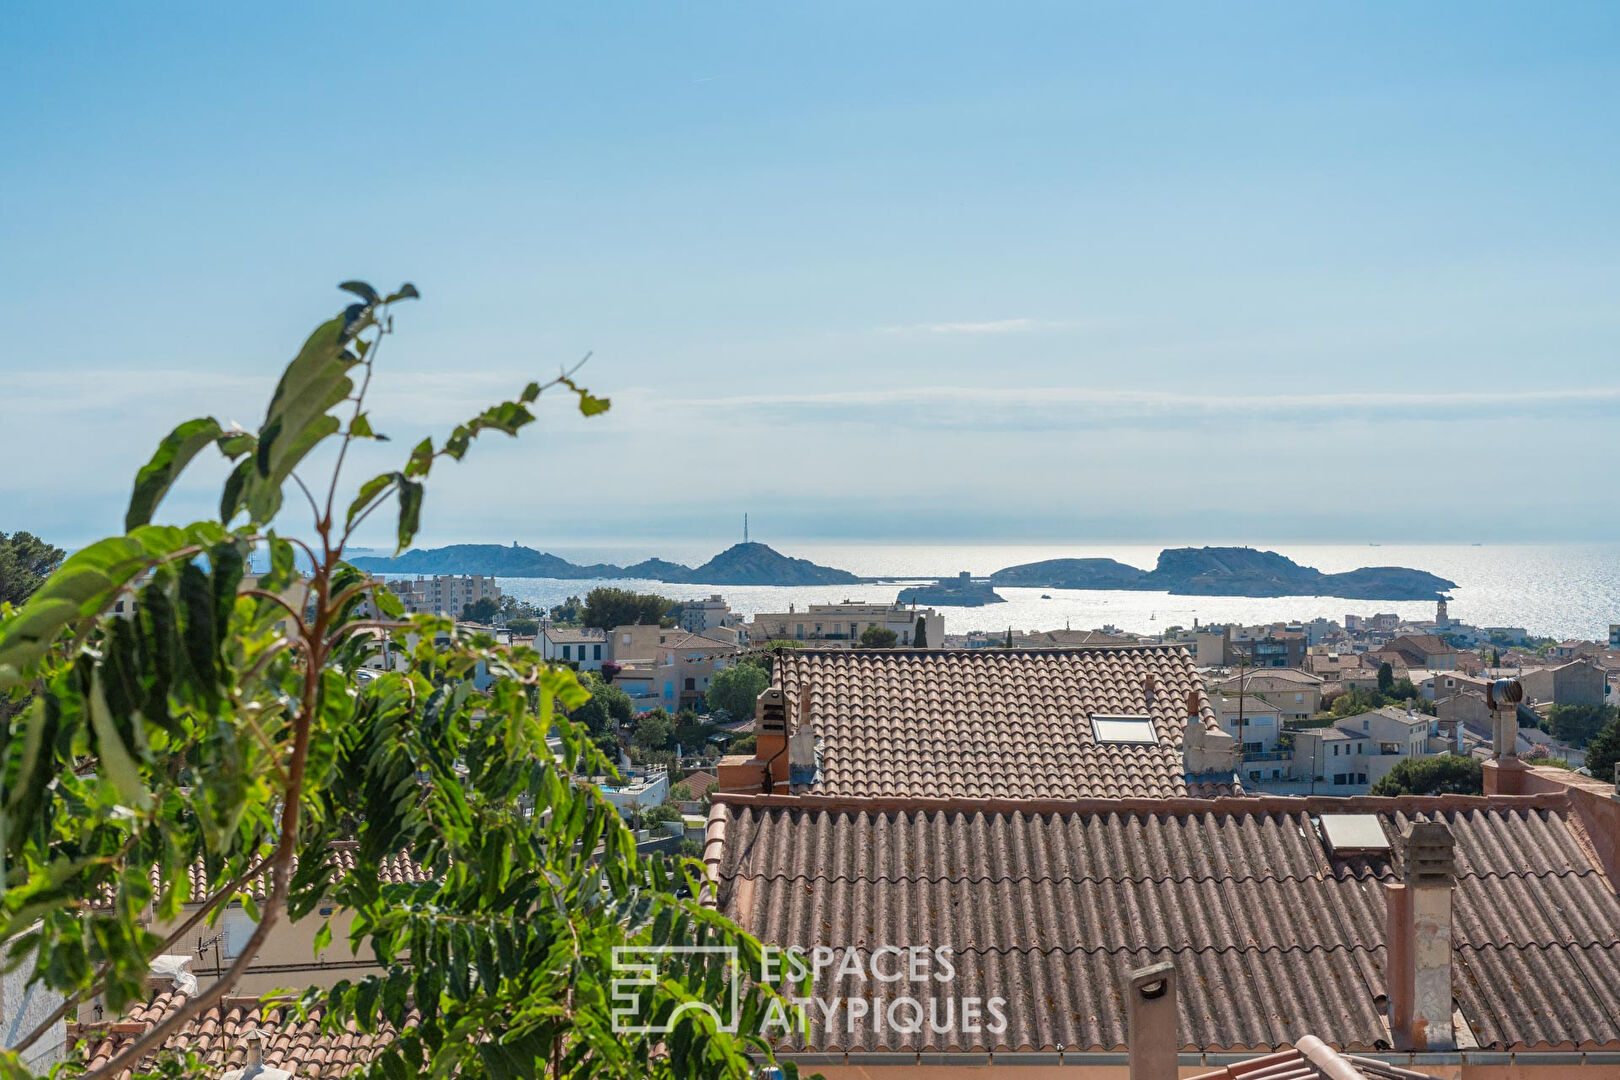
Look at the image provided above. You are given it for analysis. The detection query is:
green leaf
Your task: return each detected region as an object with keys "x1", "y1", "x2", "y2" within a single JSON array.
[
  {"x1": 559, "y1": 375, "x2": 610, "y2": 417},
  {"x1": 350, "y1": 412, "x2": 386, "y2": 441},
  {"x1": 396, "y1": 479, "x2": 424, "y2": 553},
  {"x1": 313, "y1": 921, "x2": 333, "y2": 956},
  {"x1": 0, "y1": 525, "x2": 217, "y2": 689},
  {"x1": 87, "y1": 669, "x2": 150, "y2": 810},
  {"x1": 384, "y1": 283, "x2": 420, "y2": 303},
  {"x1": 244, "y1": 313, "x2": 358, "y2": 523},
  {"x1": 339, "y1": 281, "x2": 380, "y2": 304},
  {"x1": 126, "y1": 417, "x2": 225, "y2": 530},
  {"x1": 346, "y1": 472, "x2": 398, "y2": 530}
]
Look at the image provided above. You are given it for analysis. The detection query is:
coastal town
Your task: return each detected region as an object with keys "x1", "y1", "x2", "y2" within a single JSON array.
[
  {"x1": 369, "y1": 570, "x2": 1620, "y2": 806},
  {"x1": 6, "y1": 5, "x2": 1620, "y2": 1078}
]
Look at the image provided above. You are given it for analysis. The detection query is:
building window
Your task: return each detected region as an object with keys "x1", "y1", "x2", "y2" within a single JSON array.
[
  {"x1": 561, "y1": 645, "x2": 570, "y2": 660},
  {"x1": 593, "y1": 645, "x2": 602, "y2": 661}
]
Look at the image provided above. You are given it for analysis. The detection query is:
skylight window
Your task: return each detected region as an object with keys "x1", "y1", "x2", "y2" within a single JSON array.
[
  {"x1": 1091, "y1": 714, "x2": 1157, "y2": 744},
  {"x1": 1317, "y1": 814, "x2": 1391, "y2": 856}
]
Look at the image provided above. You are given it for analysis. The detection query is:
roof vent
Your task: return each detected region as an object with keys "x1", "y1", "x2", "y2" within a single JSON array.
[
  {"x1": 1404, "y1": 820, "x2": 1456, "y2": 886},
  {"x1": 1318, "y1": 814, "x2": 1391, "y2": 856},
  {"x1": 1091, "y1": 714, "x2": 1156, "y2": 744}
]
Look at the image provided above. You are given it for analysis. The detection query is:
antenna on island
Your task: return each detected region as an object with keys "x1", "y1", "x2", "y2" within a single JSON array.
[{"x1": 744, "y1": 513, "x2": 749, "y2": 543}]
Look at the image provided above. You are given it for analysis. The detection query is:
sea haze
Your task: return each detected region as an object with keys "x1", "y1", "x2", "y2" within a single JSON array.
[{"x1": 478, "y1": 541, "x2": 1620, "y2": 641}]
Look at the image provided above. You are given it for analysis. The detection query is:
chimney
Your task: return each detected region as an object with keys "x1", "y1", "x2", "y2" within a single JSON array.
[
  {"x1": 716, "y1": 686, "x2": 790, "y2": 794},
  {"x1": 1386, "y1": 821, "x2": 1456, "y2": 1050},
  {"x1": 755, "y1": 687, "x2": 790, "y2": 788},
  {"x1": 1126, "y1": 961, "x2": 1178, "y2": 1080},
  {"x1": 1182, "y1": 690, "x2": 1238, "y2": 779},
  {"x1": 1482, "y1": 677, "x2": 1527, "y2": 795}
]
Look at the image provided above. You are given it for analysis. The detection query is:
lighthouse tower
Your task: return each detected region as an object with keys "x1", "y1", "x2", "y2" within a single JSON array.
[{"x1": 1436, "y1": 598, "x2": 1449, "y2": 627}]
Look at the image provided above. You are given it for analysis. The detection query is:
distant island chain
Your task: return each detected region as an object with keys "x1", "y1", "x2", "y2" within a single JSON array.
[{"x1": 351, "y1": 542, "x2": 1457, "y2": 604}]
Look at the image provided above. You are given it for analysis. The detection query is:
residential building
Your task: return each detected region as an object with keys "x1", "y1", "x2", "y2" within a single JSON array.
[
  {"x1": 1011, "y1": 628, "x2": 1137, "y2": 648},
  {"x1": 383, "y1": 574, "x2": 499, "y2": 616},
  {"x1": 540, "y1": 626, "x2": 606, "y2": 670},
  {"x1": 676, "y1": 594, "x2": 740, "y2": 633},
  {"x1": 1210, "y1": 692, "x2": 1283, "y2": 755},
  {"x1": 703, "y1": 785, "x2": 1620, "y2": 1073},
  {"x1": 1519, "y1": 657, "x2": 1608, "y2": 708},
  {"x1": 1211, "y1": 668, "x2": 1322, "y2": 720},
  {"x1": 1370, "y1": 634, "x2": 1460, "y2": 672},
  {"x1": 1484, "y1": 626, "x2": 1529, "y2": 645},
  {"x1": 719, "y1": 645, "x2": 1241, "y2": 799},
  {"x1": 655, "y1": 631, "x2": 743, "y2": 712},
  {"x1": 1287, "y1": 707, "x2": 1452, "y2": 792},
  {"x1": 746, "y1": 602, "x2": 943, "y2": 648}
]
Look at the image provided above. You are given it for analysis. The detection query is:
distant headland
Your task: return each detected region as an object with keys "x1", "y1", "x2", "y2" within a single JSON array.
[
  {"x1": 351, "y1": 542, "x2": 1456, "y2": 601},
  {"x1": 990, "y1": 546, "x2": 1456, "y2": 600},
  {"x1": 349, "y1": 541, "x2": 861, "y2": 586}
]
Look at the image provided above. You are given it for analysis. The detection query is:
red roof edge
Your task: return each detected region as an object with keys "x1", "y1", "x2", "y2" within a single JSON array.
[{"x1": 710, "y1": 789, "x2": 1571, "y2": 816}]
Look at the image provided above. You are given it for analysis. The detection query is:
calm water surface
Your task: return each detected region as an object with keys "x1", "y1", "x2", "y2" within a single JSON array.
[{"x1": 487, "y1": 542, "x2": 1620, "y2": 641}]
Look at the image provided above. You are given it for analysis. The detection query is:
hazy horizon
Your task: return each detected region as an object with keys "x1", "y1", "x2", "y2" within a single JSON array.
[{"x1": 6, "y1": 4, "x2": 1618, "y2": 548}]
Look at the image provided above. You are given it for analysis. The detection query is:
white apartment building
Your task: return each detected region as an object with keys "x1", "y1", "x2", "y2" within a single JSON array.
[
  {"x1": 540, "y1": 626, "x2": 607, "y2": 671},
  {"x1": 747, "y1": 602, "x2": 944, "y2": 648},
  {"x1": 678, "y1": 595, "x2": 741, "y2": 633},
  {"x1": 385, "y1": 574, "x2": 500, "y2": 616},
  {"x1": 1286, "y1": 707, "x2": 1453, "y2": 793}
]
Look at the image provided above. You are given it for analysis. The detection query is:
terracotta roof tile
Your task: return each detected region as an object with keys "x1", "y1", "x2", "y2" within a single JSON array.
[
  {"x1": 776, "y1": 646, "x2": 1232, "y2": 800},
  {"x1": 1187, "y1": 1036, "x2": 1442, "y2": 1078},
  {"x1": 712, "y1": 793, "x2": 1620, "y2": 1054},
  {"x1": 71, "y1": 993, "x2": 411, "y2": 1079}
]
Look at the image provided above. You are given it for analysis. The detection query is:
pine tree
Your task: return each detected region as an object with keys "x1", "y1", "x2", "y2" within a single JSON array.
[
  {"x1": 1004, "y1": 626, "x2": 1013, "y2": 648},
  {"x1": 914, "y1": 615, "x2": 928, "y2": 649}
]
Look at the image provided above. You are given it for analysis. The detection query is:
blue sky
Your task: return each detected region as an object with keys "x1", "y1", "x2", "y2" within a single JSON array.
[{"x1": 4, "y1": 2, "x2": 1617, "y2": 549}]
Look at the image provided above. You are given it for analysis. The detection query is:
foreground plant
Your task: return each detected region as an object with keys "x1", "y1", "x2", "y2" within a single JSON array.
[{"x1": 0, "y1": 283, "x2": 797, "y2": 1079}]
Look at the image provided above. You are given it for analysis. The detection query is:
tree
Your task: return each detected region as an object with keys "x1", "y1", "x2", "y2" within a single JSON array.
[
  {"x1": 707, "y1": 661, "x2": 770, "y2": 723},
  {"x1": 0, "y1": 531, "x2": 65, "y2": 607},
  {"x1": 569, "y1": 670, "x2": 634, "y2": 735},
  {"x1": 1004, "y1": 626, "x2": 1013, "y2": 648},
  {"x1": 583, "y1": 587, "x2": 675, "y2": 631},
  {"x1": 507, "y1": 617, "x2": 540, "y2": 635},
  {"x1": 1376, "y1": 661, "x2": 1394, "y2": 694},
  {"x1": 1548, "y1": 703, "x2": 1615, "y2": 747},
  {"x1": 914, "y1": 615, "x2": 928, "y2": 649},
  {"x1": 1584, "y1": 711, "x2": 1620, "y2": 785},
  {"x1": 460, "y1": 595, "x2": 500, "y2": 623},
  {"x1": 634, "y1": 707, "x2": 676, "y2": 751},
  {"x1": 549, "y1": 594, "x2": 584, "y2": 624},
  {"x1": 728, "y1": 733, "x2": 757, "y2": 755},
  {"x1": 860, "y1": 624, "x2": 898, "y2": 648},
  {"x1": 1369, "y1": 754, "x2": 1483, "y2": 796},
  {"x1": 0, "y1": 284, "x2": 798, "y2": 1080}
]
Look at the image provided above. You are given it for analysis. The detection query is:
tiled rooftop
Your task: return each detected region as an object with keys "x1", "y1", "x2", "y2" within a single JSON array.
[
  {"x1": 180, "y1": 845, "x2": 434, "y2": 904},
  {"x1": 1187, "y1": 1037, "x2": 1442, "y2": 1079},
  {"x1": 773, "y1": 646, "x2": 1232, "y2": 799},
  {"x1": 70, "y1": 993, "x2": 407, "y2": 1079},
  {"x1": 707, "y1": 791, "x2": 1620, "y2": 1054}
]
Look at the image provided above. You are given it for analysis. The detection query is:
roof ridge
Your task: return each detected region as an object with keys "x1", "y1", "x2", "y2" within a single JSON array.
[{"x1": 712, "y1": 791, "x2": 1571, "y2": 816}]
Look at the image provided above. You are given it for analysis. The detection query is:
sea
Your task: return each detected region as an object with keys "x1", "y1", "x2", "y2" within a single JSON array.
[{"x1": 485, "y1": 541, "x2": 1620, "y2": 642}]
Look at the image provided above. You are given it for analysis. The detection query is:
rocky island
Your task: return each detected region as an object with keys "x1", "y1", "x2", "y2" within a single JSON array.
[
  {"x1": 350, "y1": 541, "x2": 861, "y2": 587},
  {"x1": 989, "y1": 546, "x2": 1455, "y2": 600},
  {"x1": 896, "y1": 572, "x2": 1006, "y2": 607}
]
